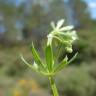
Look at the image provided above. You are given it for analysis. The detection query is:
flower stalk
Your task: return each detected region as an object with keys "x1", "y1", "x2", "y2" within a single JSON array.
[{"x1": 49, "y1": 76, "x2": 59, "y2": 96}]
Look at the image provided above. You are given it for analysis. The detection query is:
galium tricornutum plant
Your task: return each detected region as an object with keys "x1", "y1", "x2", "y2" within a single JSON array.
[{"x1": 21, "y1": 19, "x2": 78, "y2": 96}]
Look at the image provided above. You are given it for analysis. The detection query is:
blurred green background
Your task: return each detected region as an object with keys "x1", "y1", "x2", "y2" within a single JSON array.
[{"x1": 0, "y1": 0, "x2": 96, "y2": 96}]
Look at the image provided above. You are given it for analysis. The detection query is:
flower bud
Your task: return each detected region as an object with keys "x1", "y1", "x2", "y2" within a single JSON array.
[{"x1": 65, "y1": 47, "x2": 73, "y2": 53}]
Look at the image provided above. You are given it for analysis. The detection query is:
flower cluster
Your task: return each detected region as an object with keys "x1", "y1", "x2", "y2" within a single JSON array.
[{"x1": 48, "y1": 19, "x2": 77, "y2": 53}]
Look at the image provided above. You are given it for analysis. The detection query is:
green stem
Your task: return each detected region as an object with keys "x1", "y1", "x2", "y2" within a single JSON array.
[{"x1": 49, "y1": 76, "x2": 59, "y2": 96}]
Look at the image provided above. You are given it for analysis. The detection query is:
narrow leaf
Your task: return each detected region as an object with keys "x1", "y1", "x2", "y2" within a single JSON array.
[
  {"x1": 68, "y1": 52, "x2": 78, "y2": 64},
  {"x1": 31, "y1": 43, "x2": 44, "y2": 68},
  {"x1": 54, "y1": 56, "x2": 68, "y2": 73},
  {"x1": 45, "y1": 44, "x2": 54, "y2": 71},
  {"x1": 20, "y1": 55, "x2": 36, "y2": 71}
]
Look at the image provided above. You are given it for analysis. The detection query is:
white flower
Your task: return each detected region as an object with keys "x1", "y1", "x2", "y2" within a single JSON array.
[{"x1": 49, "y1": 19, "x2": 78, "y2": 53}]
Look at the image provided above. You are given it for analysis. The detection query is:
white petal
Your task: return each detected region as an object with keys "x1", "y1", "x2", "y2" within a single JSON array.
[
  {"x1": 71, "y1": 31, "x2": 77, "y2": 41},
  {"x1": 59, "y1": 25, "x2": 74, "y2": 31},
  {"x1": 47, "y1": 34, "x2": 53, "y2": 45},
  {"x1": 50, "y1": 21, "x2": 56, "y2": 29},
  {"x1": 56, "y1": 19, "x2": 65, "y2": 29}
]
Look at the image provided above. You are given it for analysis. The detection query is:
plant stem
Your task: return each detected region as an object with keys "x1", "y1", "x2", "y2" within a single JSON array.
[{"x1": 49, "y1": 76, "x2": 59, "y2": 96}]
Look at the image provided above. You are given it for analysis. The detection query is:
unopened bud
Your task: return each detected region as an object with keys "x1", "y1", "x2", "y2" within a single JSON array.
[{"x1": 65, "y1": 47, "x2": 73, "y2": 53}]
